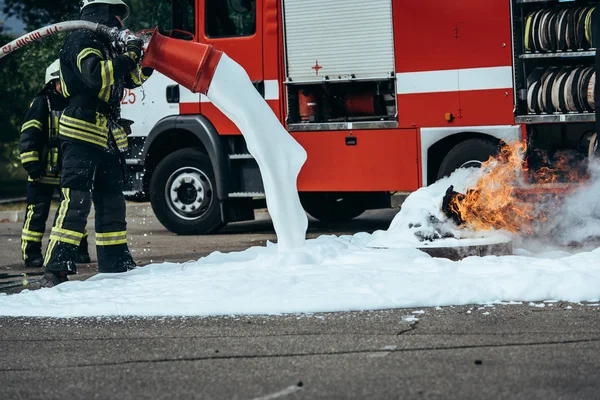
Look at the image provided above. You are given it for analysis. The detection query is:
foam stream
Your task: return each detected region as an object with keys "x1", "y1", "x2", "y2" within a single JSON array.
[{"x1": 206, "y1": 55, "x2": 308, "y2": 250}]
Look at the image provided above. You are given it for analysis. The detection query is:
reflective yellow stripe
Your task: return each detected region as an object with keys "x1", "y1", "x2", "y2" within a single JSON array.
[
  {"x1": 61, "y1": 115, "x2": 109, "y2": 136},
  {"x1": 23, "y1": 228, "x2": 43, "y2": 238},
  {"x1": 57, "y1": 188, "x2": 70, "y2": 230},
  {"x1": 59, "y1": 125, "x2": 107, "y2": 147},
  {"x1": 45, "y1": 188, "x2": 71, "y2": 265},
  {"x1": 21, "y1": 120, "x2": 43, "y2": 132},
  {"x1": 114, "y1": 127, "x2": 128, "y2": 149},
  {"x1": 130, "y1": 69, "x2": 142, "y2": 86},
  {"x1": 52, "y1": 227, "x2": 85, "y2": 239},
  {"x1": 59, "y1": 120, "x2": 108, "y2": 139},
  {"x1": 44, "y1": 239, "x2": 57, "y2": 265},
  {"x1": 97, "y1": 238, "x2": 128, "y2": 246},
  {"x1": 21, "y1": 151, "x2": 39, "y2": 163},
  {"x1": 50, "y1": 226, "x2": 83, "y2": 246},
  {"x1": 76, "y1": 48, "x2": 104, "y2": 72},
  {"x1": 49, "y1": 234, "x2": 80, "y2": 246},
  {"x1": 98, "y1": 60, "x2": 115, "y2": 103},
  {"x1": 35, "y1": 176, "x2": 60, "y2": 185},
  {"x1": 59, "y1": 63, "x2": 70, "y2": 98},
  {"x1": 22, "y1": 233, "x2": 43, "y2": 243},
  {"x1": 96, "y1": 231, "x2": 127, "y2": 238},
  {"x1": 21, "y1": 205, "x2": 35, "y2": 258},
  {"x1": 96, "y1": 231, "x2": 127, "y2": 246}
]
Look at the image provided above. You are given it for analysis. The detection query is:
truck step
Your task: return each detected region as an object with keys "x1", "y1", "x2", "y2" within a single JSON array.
[
  {"x1": 228, "y1": 192, "x2": 265, "y2": 198},
  {"x1": 229, "y1": 153, "x2": 254, "y2": 160}
]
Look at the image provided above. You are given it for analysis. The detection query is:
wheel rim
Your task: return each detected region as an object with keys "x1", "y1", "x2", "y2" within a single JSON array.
[{"x1": 165, "y1": 167, "x2": 213, "y2": 221}]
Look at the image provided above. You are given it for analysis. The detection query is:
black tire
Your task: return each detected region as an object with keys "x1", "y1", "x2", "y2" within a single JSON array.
[
  {"x1": 300, "y1": 192, "x2": 367, "y2": 222},
  {"x1": 149, "y1": 148, "x2": 224, "y2": 234},
  {"x1": 437, "y1": 139, "x2": 499, "y2": 180}
]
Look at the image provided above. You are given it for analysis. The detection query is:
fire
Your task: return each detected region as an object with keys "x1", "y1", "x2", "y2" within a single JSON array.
[{"x1": 443, "y1": 141, "x2": 588, "y2": 234}]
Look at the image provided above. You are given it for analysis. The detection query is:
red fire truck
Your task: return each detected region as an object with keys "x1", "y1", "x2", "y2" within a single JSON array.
[{"x1": 121, "y1": 0, "x2": 598, "y2": 234}]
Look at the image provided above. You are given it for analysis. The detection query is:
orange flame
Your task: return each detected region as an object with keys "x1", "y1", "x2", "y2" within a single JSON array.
[{"x1": 447, "y1": 141, "x2": 587, "y2": 234}]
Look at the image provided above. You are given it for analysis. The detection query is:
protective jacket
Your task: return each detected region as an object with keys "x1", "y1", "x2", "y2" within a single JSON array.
[
  {"x1": 58, "y1": 13, "x2": 151, "y2": 151},
  {"x1": 19, "y1": 88, "x2": 67, "y2": 185}
]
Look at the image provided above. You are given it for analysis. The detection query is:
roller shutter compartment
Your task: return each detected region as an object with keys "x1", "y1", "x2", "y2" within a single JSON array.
[{"x1": 283, "y1": 0, "x2": 395, "y2": 82}]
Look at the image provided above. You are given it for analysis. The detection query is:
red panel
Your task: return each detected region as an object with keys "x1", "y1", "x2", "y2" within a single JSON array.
[
  {"x1": 397, "y1": 92, "x2": 460, "y2": 128},
  {"x1": 394, "y1": 0, "x2": 511, "y2": 72},
  {"x1": 262, "y1": 0, "x2": 283, "y2": 122},
  {"x1": 293, "y1": 129, "x2": 419, "y2": 192},
  {"x1": 179, "y1": 102, "x2": 200, "y2": 115},
  {"x1": 393, "y1": 1, "x2": 457, "y2": 72},
  {"x1": 202, "y1": 100, "x2": 280, "y2": 135},
  {"x1": 263, "y1": 0, "x2": 279, "y2": 80},
  {"x1": 397, "y1": 89, "x2": 515, "y2": 129},
  {"x1": 455, "y1": 20, "x2": 512, "y2": 68},
  {"x1": 458, "y1": 89, "x2": 515, "y2": 126},
  {"x1": 416, "y1": 128, "x2": 423, "y2": 187},
  {"x1": 201, "y1": 104, "x2": 239, "y2": 134}
]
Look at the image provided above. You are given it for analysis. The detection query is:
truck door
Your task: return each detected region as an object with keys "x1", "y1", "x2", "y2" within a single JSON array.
[{"x1": 199, "y1": 0, "x2": 264, "y2": 134}]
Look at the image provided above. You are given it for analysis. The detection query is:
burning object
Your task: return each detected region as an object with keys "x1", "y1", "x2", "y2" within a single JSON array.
[{"x1": 441, "y1": 141, "x2": 588, "y2": 235}]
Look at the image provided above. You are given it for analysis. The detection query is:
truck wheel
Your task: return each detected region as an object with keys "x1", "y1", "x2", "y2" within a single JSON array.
[
  {"x1": 437, "y1": 139, "x2": 499, "y2": 180},
  {"x1": 300, "y1": 192, "x2": 366, "y2": 222},
  {"x1": 149, "y1": 148, "x2": 224, "y2": 234}
]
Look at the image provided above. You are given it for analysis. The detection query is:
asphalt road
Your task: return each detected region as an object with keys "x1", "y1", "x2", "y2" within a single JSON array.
[{"x1": 1, "y1": 205, "x2": 599, "y2": 399}]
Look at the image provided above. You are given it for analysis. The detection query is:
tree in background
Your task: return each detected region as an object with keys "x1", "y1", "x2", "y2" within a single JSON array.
[
  {"x1": 3, "y1": 0, "x2": 176, "y2": 33},
  {"x1": 0, "y1": 28, "x2": 65, "y2": 184},
  {"x1": 2, "y1": 1, "x2": 79, "y2": 30},
  {"x1": 0, "y1": 0, "x2": 174, "y2": 191}
]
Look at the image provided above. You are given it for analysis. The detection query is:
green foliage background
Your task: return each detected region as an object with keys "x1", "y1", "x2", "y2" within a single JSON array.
[{"x1": 0, "y1": 0, "x2": 172, "y2": 193}]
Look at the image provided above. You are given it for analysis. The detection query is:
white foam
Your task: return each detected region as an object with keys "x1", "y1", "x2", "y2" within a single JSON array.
[
  {"x1": 2, "y1": 166, "x2": 600, "y2": 317},
  {"x1": 207, "y1": 55, "x2": 308, "y2": 250}
]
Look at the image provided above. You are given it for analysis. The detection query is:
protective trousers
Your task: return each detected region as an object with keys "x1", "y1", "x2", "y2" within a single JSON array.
[
  {"x1": 44, "y1": 140, "x2": 135, "y2": 273},
  {"x1": 21, "y1": 182, "x2": 89, "y2": 262}
]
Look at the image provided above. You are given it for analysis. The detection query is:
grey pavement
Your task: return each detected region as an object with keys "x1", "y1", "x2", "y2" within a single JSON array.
[
  {"x1": 1, "y1": 305, "x2": 599, "y2": 399},
  {"x1": 1, "y1": 205, "x2": 599, "y2": 399}
]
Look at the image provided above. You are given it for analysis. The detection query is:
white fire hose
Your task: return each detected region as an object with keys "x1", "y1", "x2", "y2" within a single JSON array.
[{"x1": 0, "y1": 21, "x2": 125, "y2": 60}]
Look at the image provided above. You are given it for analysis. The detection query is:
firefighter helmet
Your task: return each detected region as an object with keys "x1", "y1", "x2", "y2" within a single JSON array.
[
  {"x1": 45, "y1": 59, "x2": 60, "y2": 85},
  {"x1": 80, "y1": 0, "x2": 130, "y2": 20}
]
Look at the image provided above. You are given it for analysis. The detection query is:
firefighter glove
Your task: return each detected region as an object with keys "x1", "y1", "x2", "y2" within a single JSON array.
[
  {"x1": 125, "y1": 37, "x2": 144, "y2": 65},
  {"x1": 26, "y1": 163, "x2": 44, "y2": 180}
]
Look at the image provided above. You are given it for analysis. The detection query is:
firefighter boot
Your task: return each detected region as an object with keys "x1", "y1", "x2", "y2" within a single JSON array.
[
  {"x1": 39, "y1": 270, "x2": 69, "y2": 288},
  {"x1": 124, "y1": 257, "x2": 137, "y2": 271},
  {"x1": 24, "y1": 256, "x2": 44, "y2": 268}
]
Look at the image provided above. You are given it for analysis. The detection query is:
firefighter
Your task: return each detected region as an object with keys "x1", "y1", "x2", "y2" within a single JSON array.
[
  {"x1": 41, "y1": 0, "x2": 153, "y2": 287},
  {"x1": 19, "y1": 59, "x2": 90, "y2": 268}
]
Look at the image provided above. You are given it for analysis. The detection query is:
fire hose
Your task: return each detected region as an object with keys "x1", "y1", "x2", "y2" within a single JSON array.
[{"x1": 0, "y1": 21, "x2": 131, "y2": 60}]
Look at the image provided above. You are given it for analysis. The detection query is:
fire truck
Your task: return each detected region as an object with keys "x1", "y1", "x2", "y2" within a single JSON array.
[{"x1": 121, "y1": 0, "x2": 598, "y2": 234}]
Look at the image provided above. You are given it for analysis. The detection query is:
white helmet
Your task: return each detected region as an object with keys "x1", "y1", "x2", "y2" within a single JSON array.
[
  {"x1": 45, "y1": 59, "x2": 60, "y2": 85},
  {"x1": 81, "y1": 0, "x2": 130, "y2": 20}
]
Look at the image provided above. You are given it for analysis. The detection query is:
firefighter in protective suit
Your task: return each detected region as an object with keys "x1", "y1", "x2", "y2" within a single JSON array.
[
  {"x1": 41, "y1": 0, "x2": 153, "y2": 287},
  {"x1": 19, "y1": 60, "x2": 90, "y2": 268}
]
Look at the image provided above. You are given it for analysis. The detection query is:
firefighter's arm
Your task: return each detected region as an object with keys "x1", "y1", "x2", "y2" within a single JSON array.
[
  {"x1": 19, "y1": 96, "x2": 48, "y2": 179},
  {"x1": 124, "y1": 66, "x2": 154, "y2": 89},
  {"x1": 76, "y1": 37, "x2": 140, "y2": 95}
]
